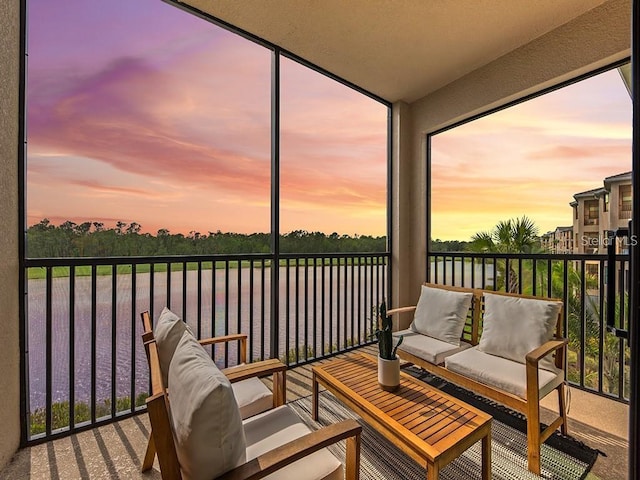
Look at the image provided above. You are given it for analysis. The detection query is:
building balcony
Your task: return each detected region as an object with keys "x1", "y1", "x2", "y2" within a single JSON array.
[{"x1": 619, "y1": 208, "x2": 633, "y2": 220}]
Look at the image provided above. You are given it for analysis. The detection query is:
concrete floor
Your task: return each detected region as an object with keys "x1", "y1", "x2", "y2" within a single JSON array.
[
  {"x1": 0, "y1": 346, "x2": 630, "y2": 479},
  {"x1": 540, "y1": 386, "x2": 629, "y2": 480}
]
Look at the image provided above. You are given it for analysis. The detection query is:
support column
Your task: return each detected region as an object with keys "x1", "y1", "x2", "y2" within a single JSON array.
[{"x1": 391, "y1": 101, "x2": 426, "y2": 331}]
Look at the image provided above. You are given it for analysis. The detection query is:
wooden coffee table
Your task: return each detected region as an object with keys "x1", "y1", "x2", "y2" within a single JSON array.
[{"x1": 312, "y1": 354, "x2": 491, "y2": 480}]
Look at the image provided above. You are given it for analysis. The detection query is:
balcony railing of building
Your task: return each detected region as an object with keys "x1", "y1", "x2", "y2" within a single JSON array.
[
  {"x1": 428, "y1": 251, "x2": 631, "y2": 405},
  {"x1": 619, "y1": 204, "x2": 633, "y2": 219},
  {"x1": 23, "y1": 252, "x2": 388, "y2": 444}
]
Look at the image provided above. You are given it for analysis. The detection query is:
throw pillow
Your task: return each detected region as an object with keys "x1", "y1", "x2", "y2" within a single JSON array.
[
  {"x1": 478, "y1": 293, "x2": 562, "y2": 368},
  {"x1": 168, "y1": 331, "x2": 246, "y2": 480},
  {"x1": 410, "y1": 285, "x2": 473, "y2": 345}
]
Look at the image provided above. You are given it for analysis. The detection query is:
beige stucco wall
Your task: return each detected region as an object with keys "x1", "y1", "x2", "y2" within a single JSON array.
[
  {"x1": 0, "y1": 0, "x2": 23, "y2": 469},
  {"x1": 391, "y1": 0, "x2": 631, "y2": 320}
]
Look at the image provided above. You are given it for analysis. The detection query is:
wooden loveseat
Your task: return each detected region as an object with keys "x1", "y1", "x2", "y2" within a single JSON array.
[{"x1": 390, "y1": 283, "x2": 568, "y2": 475}]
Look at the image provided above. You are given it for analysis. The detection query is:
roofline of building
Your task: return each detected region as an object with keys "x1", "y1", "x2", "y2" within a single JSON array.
[
  {"x1": 604, "y1": 171, "x2": 632, "y2": 188},
  {"x1": 573, "y1": 187, "x2": 607, "y2": 199}
]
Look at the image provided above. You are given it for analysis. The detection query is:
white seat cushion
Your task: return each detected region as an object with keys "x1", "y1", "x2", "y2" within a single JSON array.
[
  {"x1": 154, "y1": 307, "x2": 194, "y2": 387},
  {"x1": 168, "y1": 331, "x2": 246, "y2": 480},
  {"x1": 233, "y1": 377, "x2": 274, "y2": 419},
  {"x1": 445, "y1": 347, "x2": 564, "y2": 400},
  {"x1": 244, "y1": 405, "x2": 343, "y2": 480},
  {"x1": 410, "y1": 285, "x2": 473, "y2": 345},
  {"x1": 394, "y1": 329, "x2": 472, "y2": 365}
]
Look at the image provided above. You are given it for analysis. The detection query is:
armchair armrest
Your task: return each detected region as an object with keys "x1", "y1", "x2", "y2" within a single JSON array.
[
  {"x1": 525, "y1": 339, "x2": 567, "y2": 366},
  {"x1": 222, "y1": 359, "x2": 287, "y2": 383},
  {"x1": 223, "y1": 359, "x2": 288, "y2": 407},
  {"x1": 199, "y1": 333, "x2": 247, "y2": 346},
  {"x1": 386, "y1": 306, "x2": 416, "y2": 316},
  {"x1": 218, "y1": 419, "x2": 362, "y2": 480},
  {"x1": 199, "y1": 333, "x2": 248, "y2": 364}
]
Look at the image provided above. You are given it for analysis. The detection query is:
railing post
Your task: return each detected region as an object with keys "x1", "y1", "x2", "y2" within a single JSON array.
[
  {"x1": 628, "y1": 1, "x2": 639, "y2": 476},
  {"x1": 270, "y1": 48, "x2": 281, "y2": 360}
]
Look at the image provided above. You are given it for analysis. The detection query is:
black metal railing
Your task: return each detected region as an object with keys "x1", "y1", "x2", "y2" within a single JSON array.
[
  {"x1": 428, "y1": 251, "x2": 631, "y2": 403},
  {"x1": 24, "y1": 252, "x2": 388, "y2": 443}
]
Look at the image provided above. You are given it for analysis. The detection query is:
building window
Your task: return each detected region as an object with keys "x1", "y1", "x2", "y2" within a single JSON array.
[
  {"x1": 603, "y1": 193, "x2": 609, "y2": 212},
  {"x1": 584, "y1": 200, "x2": 599, "y2": 225},
  {"x1": 574, "y1": 206, "x2": 578, "y2": 220},
  {"x1": 620, "y1": 184, "x2": 632, "y2": 219}
]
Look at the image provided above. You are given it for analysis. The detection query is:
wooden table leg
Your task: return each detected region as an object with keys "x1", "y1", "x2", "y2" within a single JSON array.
[
  {"x1": 482, "y1": 429, "x2": 491, "y2": 480},
  {"x1": 427, "y1": 461, "x2": 439, "y2": 480},
  {"x1": 312, "y1": 371, "x2": 319, "y2": 421}
]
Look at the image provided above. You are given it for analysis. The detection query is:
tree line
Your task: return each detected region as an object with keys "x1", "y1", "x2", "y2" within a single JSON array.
[{"x1": 26, "y1": 219, "x2": 387, "y2": 258}]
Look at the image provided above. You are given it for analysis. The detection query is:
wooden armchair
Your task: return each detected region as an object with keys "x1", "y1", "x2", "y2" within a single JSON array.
[
  {"x1": 140, "y1": 310, "x2": 287, "y2": 473},
  {"x1": 142, "y1": 327, "x2": 362, "y2": 480}
]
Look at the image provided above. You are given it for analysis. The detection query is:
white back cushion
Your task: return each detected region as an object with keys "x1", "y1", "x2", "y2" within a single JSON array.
[
  {"x1": 168, "y1": 331, "x2": 246, "y2": 480},
  {"x1": 154, "y1": 307, "x2": 193, "y2": 387},
  {"x1": 410, "y1": 285, "x2": 473, "y2": 345},
  {"x1": 478, "y1": 293, "x2": 562, "y2": 367}
]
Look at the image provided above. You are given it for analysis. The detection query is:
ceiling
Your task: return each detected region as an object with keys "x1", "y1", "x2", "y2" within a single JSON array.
[{"x1": 176, "y1": 0, "x2": 608, "y2": 103}]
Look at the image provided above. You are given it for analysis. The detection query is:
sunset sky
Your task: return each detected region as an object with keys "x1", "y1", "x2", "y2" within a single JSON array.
[
  {"x1": 431, "y1": 68, "x2": 632, "y2": 240},
  {"x1": 27, "y1": 1, "x2": 632, "y2": 240}
]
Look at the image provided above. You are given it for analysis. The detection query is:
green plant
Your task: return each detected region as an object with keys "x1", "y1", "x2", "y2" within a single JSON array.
[{"x1": 373, "y1": 301, "x2": 403, "y2": 360}]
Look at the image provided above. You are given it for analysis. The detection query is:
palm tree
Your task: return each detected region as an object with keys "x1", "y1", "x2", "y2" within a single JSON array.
[
  {"x1": 469, "y1": 216, "x2": 539, "y2": 253},
  {"x1": 467, "y1": 216, "x2": 540, "y2": 292}
]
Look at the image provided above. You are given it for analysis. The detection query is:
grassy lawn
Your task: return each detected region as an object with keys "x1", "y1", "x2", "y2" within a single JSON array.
[
  {"x1": 27, "y1": 257, "x2": 386, "y2": 280},
  {"x1": 27, "y1": 262, "x2": 217, "y2": 280}
]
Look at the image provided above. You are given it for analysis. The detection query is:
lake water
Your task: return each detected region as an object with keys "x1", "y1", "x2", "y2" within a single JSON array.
[
  {"x1": 26, "y1": 263, "x2": 385, "y2": 410},
  {"x1": 429, "y1": 258, "x2": 495, "y2": 288}
]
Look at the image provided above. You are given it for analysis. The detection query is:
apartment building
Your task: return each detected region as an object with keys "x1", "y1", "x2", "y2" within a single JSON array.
[
  {"x1": 571, "y1": 171, "x2": 632, "y2": 255},
  {"x1": 541, "y1": 226, "x2": 574, "y2": 254}
]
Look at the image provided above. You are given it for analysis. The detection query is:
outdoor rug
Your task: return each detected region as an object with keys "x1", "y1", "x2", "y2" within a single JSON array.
[{"x1": 289, "y1": 370, "x2": 599, "y2": 480}]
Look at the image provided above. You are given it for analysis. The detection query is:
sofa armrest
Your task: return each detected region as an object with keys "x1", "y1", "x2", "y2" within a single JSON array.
[
  {"x1": 217, "y1": 419, "x2": 362, "y2": 480},
  {"x1": 525, "y1": 338, "x2": 567, "y2": 407},
  {"x1": 525, "y1": 339, "x2": 567, "y2": 365},
  {"x1": 386, "y1": 306, "x2": 416, "y2": 316}
]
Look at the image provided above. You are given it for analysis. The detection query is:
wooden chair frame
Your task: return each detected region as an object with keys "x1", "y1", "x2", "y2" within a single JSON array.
[
  {"x1": 141, "y1": 321, "x2": 362, "y2": 480},
  {"x1": 140, "y1": 311, "x2": 288, "y2": 474},
  {"x1": 389, "y1": 283, "x2": 568, "y2": 475}
]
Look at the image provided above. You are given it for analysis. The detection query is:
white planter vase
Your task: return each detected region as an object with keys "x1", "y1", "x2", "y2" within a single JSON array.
[{"x1": 377, "y1": 356, "x2": 400, "y2": 392}]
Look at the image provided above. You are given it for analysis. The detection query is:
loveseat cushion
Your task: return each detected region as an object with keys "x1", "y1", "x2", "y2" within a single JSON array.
[
  {"x1": 410, "y1": 285, "x2": 473, "y2": 345},
  {"x1": 168, "y1": 331, "x2": 246, "y2": 480},
  {"x1": 244, "y1": 405, "x2": 343, "y2": 480},
  {"x1": 478, "y1": 293, "x2": 562, "y2": 368},
  {"x1": 445, "y1": 347, "x2": 564, "y2": 400},
  {"x1": 394, "y1": 329, "x2": 472, "y2": 365},
  {"x1": 154, "y1": 307, "x2": 194, "y2": 387},
  {"x1": 233, "y1": 376, "x2": 274, "y2": 419}
]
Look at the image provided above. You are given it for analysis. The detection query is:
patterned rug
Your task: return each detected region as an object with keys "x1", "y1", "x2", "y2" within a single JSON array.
[{"x1": 290, "y1": 375, "x2": 598, "y2": 480}]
